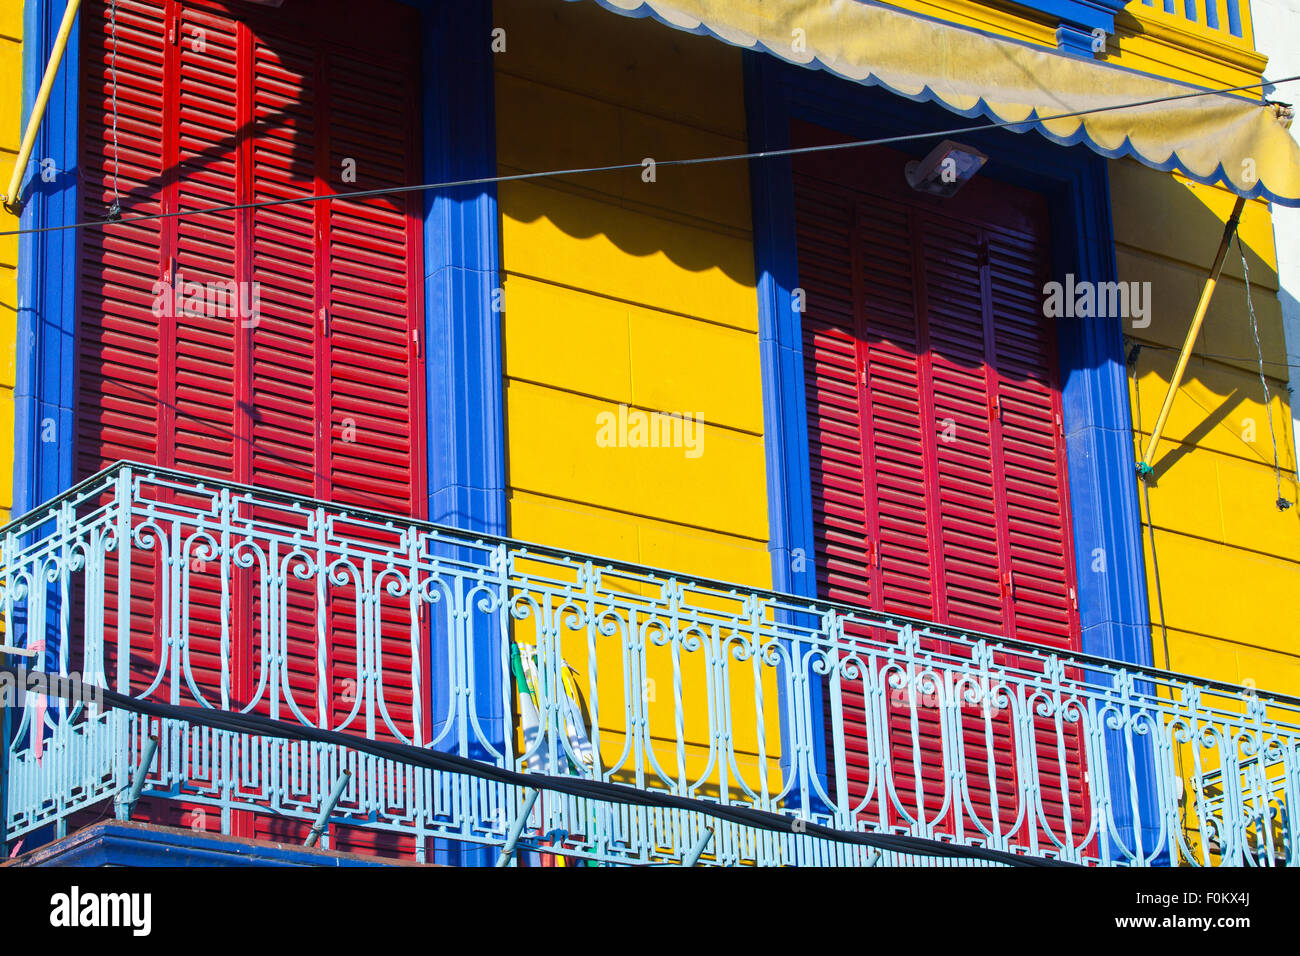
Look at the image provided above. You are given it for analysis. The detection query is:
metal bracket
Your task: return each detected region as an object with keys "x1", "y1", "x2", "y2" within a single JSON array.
[
  {"x1": 118, "y1": 735, "x2": 159, "y2": 820},
  {"x1": 304, "y1": 770, "x2": 351, "y2": 848},
  {"x1": 3, "y1": 0, "x2": 83, "y2": 208},
  {"x1": 495, "y1": 788, "x2": 540, "y2": 867},
  {"x1": 684, "y1": 825, "x2": 715, "y2": 866},
  {"x1": 1137, "y1": 195, "x2": 1246, "y2": 478}
]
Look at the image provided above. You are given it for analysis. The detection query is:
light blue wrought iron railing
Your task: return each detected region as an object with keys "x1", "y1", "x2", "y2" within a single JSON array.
[{"x1": 2, "y1": 462, "x2": 1297, "y2": 865}]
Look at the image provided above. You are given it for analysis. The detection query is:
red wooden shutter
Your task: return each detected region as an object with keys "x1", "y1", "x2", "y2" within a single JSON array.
[
  {"x1": 76, "y1": 0, "x2": 424, "y2": 855},
  {"x1": 77, "y1": 0, "x2": 170, "y2": 709},
  {"x1": 793, "y1": 123, "x2": 1086, "y2": 849}
]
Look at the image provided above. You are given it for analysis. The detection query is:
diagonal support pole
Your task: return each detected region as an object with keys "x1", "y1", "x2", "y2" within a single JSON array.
[
  {"x1": 305, "y1": 770, "x2": 351, "y2": 848},
  {"x1": 3, "y1": 0, "x2": 82, "y2": 209},
  {"x1": 495, "y1": 788, "x2": 539, "y2": 867},
  {"x1": 684, "y1": 825, "x2": 715, "y2": 866},
  {"x1": 118, "y1": 735, "x2": 158, "y2": 820},
  {"x1": 1137, "y1": 194, "x2": 1247, "y2": 478}
]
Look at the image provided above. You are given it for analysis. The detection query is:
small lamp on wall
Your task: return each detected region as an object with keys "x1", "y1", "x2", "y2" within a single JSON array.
[{"x1": 905, "y1": 140, "x2": 988, "y2": 198}]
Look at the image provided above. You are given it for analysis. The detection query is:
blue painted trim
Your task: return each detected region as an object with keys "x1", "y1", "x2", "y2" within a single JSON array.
[
  {"x1": 14, "y1": 0, "x2": 80, "y2": 514},
  {"x1": 1055, "y1": 24, "x2": 1100, "y2": 57},
  {"x1": 416, "y1": 0, "x2": 506, "y2": 540},
  {"x1": 1005, "y1": 0, "x2": 1125, "y2": 33},
  {"x1": 411, "y1": 0, "x2": 505, "y2": 868},
  {"x1": 11, "y1": 0, "x2": 506, "y2": 866},
  {"x1": 743, "y1": 56, "x2": 830, "y2": 812},
  {"x1": 744, "y1": 54, "x2": 1162, "y2": 857},
  {"x1": 9, "y1": 2, "x2": 81, "y2": 857}
]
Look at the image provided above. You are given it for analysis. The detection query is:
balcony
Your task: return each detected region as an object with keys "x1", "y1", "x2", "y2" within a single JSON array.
[{"x1": 1, "y1": 463, "x2": 1296, "y2": 866}]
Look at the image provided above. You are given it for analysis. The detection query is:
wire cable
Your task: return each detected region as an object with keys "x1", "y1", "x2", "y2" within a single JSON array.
[
  {"x1": 3, "y1": 73, "x2": 1297, "y2": 238},
  {"x1": 1236, "y1": 234, "x2": 1293, "y2": 510}
]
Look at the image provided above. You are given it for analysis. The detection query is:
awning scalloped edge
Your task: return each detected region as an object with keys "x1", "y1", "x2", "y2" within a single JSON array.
[{"x1": 573, "y1": 0, "x2": 1300, "y2": 206}]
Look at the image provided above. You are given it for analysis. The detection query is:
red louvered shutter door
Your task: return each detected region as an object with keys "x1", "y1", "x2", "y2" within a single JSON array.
[
  {"x1": 77, "y1": 0, "x2": 424, "y2": 855},
  {"x1": 793, "y1": 122, "x2": 1087, "y2": 851},
  {"x1": 77, "y1": 0, "x2": 168, "y2": 705},
  {"x1": 314, "y1": 33, "x2": 424, "y2": 858}
]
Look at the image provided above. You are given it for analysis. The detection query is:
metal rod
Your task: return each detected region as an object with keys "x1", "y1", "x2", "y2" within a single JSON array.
[
  {"x1": 304, "y1": 770, "x2": 351, "y2": 848},
  {"x1": 3, "y1": 0, "x2": 82, "y2": 208},
  {"x1": 495, "y1": 788, "x2": 539, "y2": 867},
  {"x1": 1137, "y1": 194, "x2": 1247, "y2": 477},
  {"x1": 684, "y1": 826, "x2": 715, "y2": 866},
  {"x1": 119, "y1": 735, "x2": 158, "y2": 820}
]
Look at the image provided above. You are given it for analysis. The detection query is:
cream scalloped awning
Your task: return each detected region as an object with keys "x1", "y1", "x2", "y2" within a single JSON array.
[{"x1": 575, "y1": 0, "x2": 1300, "y2": 205}]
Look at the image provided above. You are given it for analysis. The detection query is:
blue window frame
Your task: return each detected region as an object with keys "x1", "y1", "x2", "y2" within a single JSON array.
[
  {"x1": 12, "y1": 0, "x2": 504, "y2": 865},
  {"x1": 744, "y1": 52, "x2": 1162, "y2": 857}
]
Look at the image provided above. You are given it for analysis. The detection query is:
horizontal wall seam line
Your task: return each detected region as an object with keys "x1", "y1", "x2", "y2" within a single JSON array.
[
  {"x1": 496, "y1": 163, "x2": 755, "y2": 241},
  {"x1": 500, "y1": 270, "x2": 759, "y2": 335},
  {"x1": 493, "y1": 67, "x2": 748, "y2": 142},
  {"x1": 1113, "y1": 240, "x2": 1281, "y2": 290},
  {"x1": 504, "y1": 375, "x2": 764, "y2": 436},
  {"x1": 1140, "y1": 523, "x2": 1300, "y2": 565},
  {"x1": 509, "y1": 488, "x2": 771, "y2": 548}
]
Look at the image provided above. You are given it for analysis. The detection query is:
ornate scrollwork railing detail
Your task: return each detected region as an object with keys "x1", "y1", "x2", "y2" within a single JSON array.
[{"x1": 2, "y1": 462, "x2": 1298, "y2": 866}]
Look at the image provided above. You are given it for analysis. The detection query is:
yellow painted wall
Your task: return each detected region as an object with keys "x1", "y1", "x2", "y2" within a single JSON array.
[
  {"x1": 1113, "y1": 164, "x2": 1300, "y2": 693},
  {"x1": 492, "y1": 0, "x2": 1295, "y2": 817},
  {"x1": 0, "y1": 2, "x2": 19, "y2": 524},
  {"x1": 492, "y1": 0, "x2": 777, "y2": 788},
  {"x1": 1114, "y1": 162, "x2": 1299, "y2": 860},
  {"x1": 880, "y1": 0, "x2": 1265, "y2": 89}
]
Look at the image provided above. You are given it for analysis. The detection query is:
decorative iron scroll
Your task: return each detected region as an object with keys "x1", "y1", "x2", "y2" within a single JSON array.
[{"x1": 2, "y1": 464, "x2": 1295, "y2": 865}]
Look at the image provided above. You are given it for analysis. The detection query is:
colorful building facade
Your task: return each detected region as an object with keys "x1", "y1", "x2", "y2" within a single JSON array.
[{"x1": 2, "y1": 0, "x2": 1298, "y2": 866}]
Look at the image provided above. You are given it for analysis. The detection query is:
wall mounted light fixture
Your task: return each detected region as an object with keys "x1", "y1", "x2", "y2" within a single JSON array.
[{"x1": 905, "y1": 140, "x2": 988, "y2": 198}]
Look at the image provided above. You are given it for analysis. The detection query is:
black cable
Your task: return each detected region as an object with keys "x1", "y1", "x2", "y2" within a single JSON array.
[
  {"x1": 3, "y1": 74, "x2": 1297, "y2": 238},
  {"x1": 11, "y1": 669, "x2": 1076, "y2": 867}
]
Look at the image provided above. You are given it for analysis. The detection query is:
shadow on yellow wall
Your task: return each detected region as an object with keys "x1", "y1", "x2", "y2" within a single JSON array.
[{"x1": 1114, "y1": 159, "x2": 1300, "y2": 692}]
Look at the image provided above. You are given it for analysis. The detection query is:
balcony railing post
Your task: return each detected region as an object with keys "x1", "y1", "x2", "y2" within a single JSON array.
[{"x1": 114, "y1": 466, "x2": 133, "y2": 698}]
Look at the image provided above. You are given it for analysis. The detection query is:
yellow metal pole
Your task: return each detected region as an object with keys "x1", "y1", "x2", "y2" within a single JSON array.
[
  {"x1": 1136, "y1": 194, "x2": 1247, "y2": 478},
  {"x1": 2, "y1": 0, "x2": 82, "y2": 209}
]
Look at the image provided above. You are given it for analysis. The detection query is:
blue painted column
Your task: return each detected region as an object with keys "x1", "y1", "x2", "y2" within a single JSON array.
[
  {"x1": 1051, "y1": 160, "x2": 1166, "y2": 864},
  {"x1": 14, "y1": 0, "x2": 80, "y2": 513},
  {"x1": 417, "y1": 0, "x2": 507, "y2": 867},
  {"x1": 7, "y1": 0, "x2": 83, "y2": 856},
  {"x1": 744, "y1": 54, "x2": 831, "y2": 816}
]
